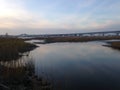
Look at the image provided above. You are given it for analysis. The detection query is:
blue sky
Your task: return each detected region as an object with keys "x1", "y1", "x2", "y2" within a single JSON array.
[{"x1": 0, "y1": 0, "x2": 120, "y2": 34}]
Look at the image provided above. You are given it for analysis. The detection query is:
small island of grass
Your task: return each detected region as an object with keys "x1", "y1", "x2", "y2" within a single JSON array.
[{"x1": 0, "y1": 38, "x2": 37, "y2": 61}]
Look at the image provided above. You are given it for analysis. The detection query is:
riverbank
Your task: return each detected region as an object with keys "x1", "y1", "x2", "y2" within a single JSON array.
[
  {"x1": 0, "y1": 38, "x2": 52, "y2": 90},
  {"x1": 38, "y1": 36, "x2": 120, "y2": 43},
  {"x1": 0, "y1": 38, "x2": 37, "y2": 61},
  {"x1": 107, "y1": 41, "x2": 120, "y2": 49}
]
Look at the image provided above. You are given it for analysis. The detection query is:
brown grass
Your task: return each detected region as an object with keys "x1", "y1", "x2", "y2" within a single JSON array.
[
  {"x1": 110, "y1": 42, "x2": 120, "y2": 49},
  {"x1": 44, "y1": 36, "x2": 120, "y2": 43},
  {"x1": 0, "y1": 38, "x2": 37, "y2": 61}
]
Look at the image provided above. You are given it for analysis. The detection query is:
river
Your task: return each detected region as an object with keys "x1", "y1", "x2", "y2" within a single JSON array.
[{"x1": 1, "y1": 41, "x2": 120, "y2": 90}]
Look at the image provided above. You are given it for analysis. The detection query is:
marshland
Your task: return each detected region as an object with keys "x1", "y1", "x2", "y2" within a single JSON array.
[
  {"x1": 0, "y1": 38, "x2": 52, "y2": 90},
  {"x1": 0, "y1": 38, "x2": 37, "y2": 61},
  {"x1": 108, "y1": 41, "x2": 120, "y2": 49},
  {"x1": 1, "y1": 0, "x2": 120, "y2": 89}
]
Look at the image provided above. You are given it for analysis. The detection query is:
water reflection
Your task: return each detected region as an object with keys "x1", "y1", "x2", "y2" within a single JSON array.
[
  {"x1": 0, "y1": 53, "x2": 33, "y2": 68},
  {"x1": 0, "y1": 51, "x2": 52, "y2": 90},
  {"x1": 28, "y1": 42, "x2": 120, "y2": 90},
  {"x1": 0, "y1": 55, "x2": 35, "y2": 90}
]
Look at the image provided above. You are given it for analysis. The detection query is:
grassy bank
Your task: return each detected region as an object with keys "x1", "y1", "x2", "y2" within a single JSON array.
[
  {"x1": 43, "y1": 36, "x2": 120, "y2": 43},
  {"x1": 0, "y1": 38, "x2": 52, "y2": 90},
  {"x1": 0, "y1": 62, "x2": 52, "y2": 90},
  {"x1": 109, "y1": 42, "x2": 120, "y2": 49},
  {"x1": 0, "y1": 38, "x2": 37, "y2": 61}
]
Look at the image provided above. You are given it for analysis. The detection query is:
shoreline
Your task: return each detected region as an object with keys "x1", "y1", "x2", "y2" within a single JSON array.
[{"x1": 0, "y1": 38, "x2": 52, "y2": 90}]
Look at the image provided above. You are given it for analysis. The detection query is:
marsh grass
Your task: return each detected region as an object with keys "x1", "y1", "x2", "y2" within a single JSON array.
[
  {"x1": 110, "y1": 42, "x2": 120, "y2": 49},
  {"x1": 44, "y1": 36, "x2": 120, "y2": 43},
  {"x1": 0, "y1": 38, "x2": 37, "y2": 61},
  {"x1": 0, "y1": 61, "x2": 52, "y2": 90}
]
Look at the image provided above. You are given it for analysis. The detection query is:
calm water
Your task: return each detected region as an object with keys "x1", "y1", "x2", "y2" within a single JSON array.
[{"x1": 1, "y1": 41, "x2": 120, "y2": 90}]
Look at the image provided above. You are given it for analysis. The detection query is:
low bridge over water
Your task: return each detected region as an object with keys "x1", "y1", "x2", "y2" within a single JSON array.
[{"x1": 19, "y1": 30, "x2": 120, "y2": 39}]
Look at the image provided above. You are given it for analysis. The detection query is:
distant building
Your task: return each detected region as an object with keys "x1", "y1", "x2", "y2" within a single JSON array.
[
  {"x1": 5, "y1": 33, "x2": 8, "y2": 37},
  {"x1": 0, "y1": 33, "x2": 16, "y2": 38}
]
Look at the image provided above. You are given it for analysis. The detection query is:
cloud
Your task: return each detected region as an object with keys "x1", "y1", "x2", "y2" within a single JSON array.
[
  {"x1": 0, "y1": 0, "x2": 120, "y2": 34},
  {"x1": 0, "y1": 0, "x2": 31, "y2": 28},
  {"x1": 0, "y1": 0, "x2": 58, "y2": 29},
  {"x1": 0, "y1": 0, "x2": 27, "y2": 18}
]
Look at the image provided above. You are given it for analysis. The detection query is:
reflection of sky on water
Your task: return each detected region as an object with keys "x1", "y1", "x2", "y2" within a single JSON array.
[{"x1": 28, "y1": 42, "x2": 120, "y2": 90}]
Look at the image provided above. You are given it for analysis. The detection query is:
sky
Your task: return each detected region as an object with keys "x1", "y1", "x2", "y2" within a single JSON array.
[{"x1": 0, "y1": 0, "x2": 120, "y2": 35}]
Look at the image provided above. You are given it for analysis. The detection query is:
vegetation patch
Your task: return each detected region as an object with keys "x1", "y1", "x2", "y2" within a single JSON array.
[
  {"x1": 109, "y1": 41, "x2": 120, "y2": 49},
  {"x1": 0, "y1": 38, "x2": 37, "y2": 61},
  {"x1": 0, "y1": 62, "x2": 52, "y2": 90},
  {"x1": 44, "y1": 36, "x2": 120, "y2": 43}
]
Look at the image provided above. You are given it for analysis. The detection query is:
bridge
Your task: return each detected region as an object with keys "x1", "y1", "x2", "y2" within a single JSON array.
[{"x1": 18, "y1": 30, "x2": 120, "y2": 39}]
